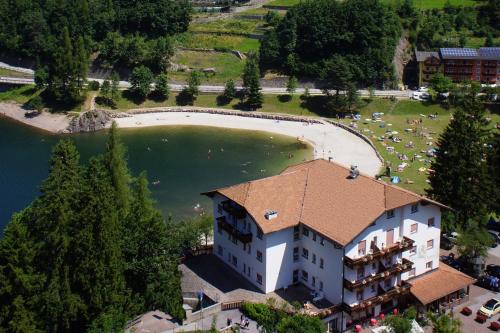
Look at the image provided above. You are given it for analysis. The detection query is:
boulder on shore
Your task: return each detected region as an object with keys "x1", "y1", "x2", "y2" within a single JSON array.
[{"x1": 66, "y1": 109, "x2": 111, "y2": 133}]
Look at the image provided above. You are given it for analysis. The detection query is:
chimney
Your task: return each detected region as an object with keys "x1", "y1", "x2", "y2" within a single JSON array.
[
  {"x1": 265, "y1": 210, "x2": 278, "y2": 220},
  {"x1": 349, "y1": 165, "x2": 359, "y2": 179}
]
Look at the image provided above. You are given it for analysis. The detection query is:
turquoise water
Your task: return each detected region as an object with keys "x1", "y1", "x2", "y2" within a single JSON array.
[{"x1": 0, "y1": 117, "x2": 312, "y2": 232}]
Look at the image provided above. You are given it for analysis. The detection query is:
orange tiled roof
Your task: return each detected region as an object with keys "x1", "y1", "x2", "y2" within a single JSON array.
[
  {"x1": 204, "y1": 159, "x2": 448, "y2": 246},
  {"x1": 409, "y1": 263, "x2": 476, "y2": 305}
]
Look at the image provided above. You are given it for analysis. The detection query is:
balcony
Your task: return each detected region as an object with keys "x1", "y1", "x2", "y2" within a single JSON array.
[
  {"x1": 220, "y1": 200, "x2": 247, "y2": 219},
  {"x1": 217, "y1": 216, "x2": 252, "y2": 243},
  {"x1": 343, "y1": 258, "x2": 413, "y2": 291},
  {"x1": 344, "y1": 237, "x2": 414, "y2": 268},
  {"x1": 482, "y1": 62, "x2": 497, "y2": 68},
  {"x1": 343, "y1": 282, "x2": 411, "y2": 314}
]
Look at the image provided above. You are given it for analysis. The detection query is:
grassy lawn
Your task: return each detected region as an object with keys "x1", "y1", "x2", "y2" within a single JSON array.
[
  {"x1": 189, "y1": 18, "x2": 266, "y2": 35},
  {"x1": 381, "y1": 0, "x2": 479, "y2": 9},
  {"x1": 265, "y1": 0, "x2": 301, "y2": 7},
  {"x1": 170, "y1": 50, "x2": 245, "y2": 84},
  {"x1": 173, "y1": 33, "x2": 260, "y2": 52},
  {"x1": 0, "y1": 68, "x2": 33, "y2": 78},
  {"x1": 0, "y1": 85, "x2": 39, "y2": 103}
]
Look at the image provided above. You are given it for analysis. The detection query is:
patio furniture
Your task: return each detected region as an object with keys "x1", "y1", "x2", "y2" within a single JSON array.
[
  {"x1": 355, "y1": 324, "x2": 362, "y2": 332},
  {"x1": 475, "y1": 313, "x2": 488, "y2": 324},
  {"x1": 489, "y1": 321, "x2": 500, "y2": 331},
  {"x1": 460, "y1": 307, "x2": 472, "y2": 316}
]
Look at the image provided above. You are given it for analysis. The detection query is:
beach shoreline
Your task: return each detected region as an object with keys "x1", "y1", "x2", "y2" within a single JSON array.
[{"x1": 0, "y1": 102, "x2": 382, "y2": 176}]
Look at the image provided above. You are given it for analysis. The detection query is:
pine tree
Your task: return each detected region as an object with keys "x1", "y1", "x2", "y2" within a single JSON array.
[
  {"x1": 428, "y1": 94, "x2": 492, "y2": 225},
  {"x1": 105, "y1": 122, "x2": 132, "y2": 219},
  {"x1": 242, "y1": 53, "x2": 262, "y2": 109},
  {"x1": 75, "y1": 36, "x2": 88, "y2": 89},
  {"x1": 155, "y1": 73, "x2": 170, "y2": 100},
  {"x1": 110, "y1": 71, "x2": 120, "y2": 101}
]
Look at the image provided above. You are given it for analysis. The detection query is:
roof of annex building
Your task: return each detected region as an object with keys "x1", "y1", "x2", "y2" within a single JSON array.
[
  {"x1": 409, "y1": 263, "x2": 476, "y2": 305},
  {"x1": 415, "y1": 50, "x2": 439, "y2": 62},
  {"x1": 440, "y1": 48, "x2": 479, "y2": 59},
  {"x1": 203, "y1": 159, "x2": 448, "y2": 246}
]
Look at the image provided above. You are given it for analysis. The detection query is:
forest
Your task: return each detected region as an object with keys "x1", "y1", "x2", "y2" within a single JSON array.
[
  {"x1": 259, "y1": 0, "x2": 402, "y2": 88},
  {"x1": 0, "y1": 124, "x2": 212, "y2": 332}
]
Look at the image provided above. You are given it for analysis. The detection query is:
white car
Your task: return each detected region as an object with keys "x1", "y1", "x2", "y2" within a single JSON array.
[
  {"x1": 412, "y1": 92, "x2": 430, "y2": 101},
  {"x1": 418, "y1": 86, "x2": 429, "y2": 92}
]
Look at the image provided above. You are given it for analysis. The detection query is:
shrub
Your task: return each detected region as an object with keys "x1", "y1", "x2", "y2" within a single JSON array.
[{"x1": 88, "y1": 80, "x2": 100, "y2": 91}]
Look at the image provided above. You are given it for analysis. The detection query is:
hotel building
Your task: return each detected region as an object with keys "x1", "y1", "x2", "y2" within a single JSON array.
[{"x1": 203, "y1": 160, "x2": 474, "y2": 332}]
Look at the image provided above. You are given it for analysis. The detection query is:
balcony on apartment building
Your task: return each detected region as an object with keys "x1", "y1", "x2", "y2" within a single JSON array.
[
  {"x1": 482, "y1": 62, "x2": 498, "y2": 68},
  {"x1": 343, "y1": 282, "x2": 411, "y2": 314},
  {"x1": 423, "y1": 68, "x2": 439, "y2": 74},
  {"x1": 344, "y1": 237, "x2": 414, "y2": 268},
  {"x1": 216, "y1": 216, "x2": 252, "y2": 243},
  {"x1": 220, "y1": 200, "x2": 247, "y2": 219},
  {"x1": 343, "y1": 258, "x2": 413, "y2": 291},
  {"x1": 444, "y1": 61, "x2": 474, "y2": 67}
]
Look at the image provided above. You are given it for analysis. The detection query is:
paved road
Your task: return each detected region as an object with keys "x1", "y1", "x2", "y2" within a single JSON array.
[{"x1": 0, "y1": 75, "x2": 411, "y2": 99}]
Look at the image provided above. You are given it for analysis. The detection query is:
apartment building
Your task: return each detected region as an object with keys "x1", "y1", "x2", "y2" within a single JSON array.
[
  {"x1": 415, "y1": 47, "x2": 500, "y2": 87},
  {"x1": 203, "y1": 160, "x2": 474, "y2": 332}
]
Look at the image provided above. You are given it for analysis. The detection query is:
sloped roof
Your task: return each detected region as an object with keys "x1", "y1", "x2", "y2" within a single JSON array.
[
  {"x1": 409, "y1": 263, "x2": 476, "y2": 305},
  {"x1": 204, "y1": 160, "x2": 449, "y2": 246},
  {"x1": 415, "y1": 50, "x2": 439, "y2": 62},
  {"x1": 478, "y1": 47, "x2": 500, "y2": 60},
  {"x1": 440, "y1": 48, "x2": 478, "y2": 59}
]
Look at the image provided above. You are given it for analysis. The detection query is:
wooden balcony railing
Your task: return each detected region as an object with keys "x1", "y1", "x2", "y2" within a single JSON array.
[
  {"x1": 217, "y1": 216, "x2": 252, "y2": 243},
  {"x1": 343, "y1": 258, "x2": 413, "y2": 291},
  {"x1": 343, "y1": 283, "x2": 411, "y2": 314},
  {"x1": 344, "y1": 237, "x2": 414, "y2": 268},
  {"x1": 221, "y1": 200, "x2": 247, "y2": 219}
]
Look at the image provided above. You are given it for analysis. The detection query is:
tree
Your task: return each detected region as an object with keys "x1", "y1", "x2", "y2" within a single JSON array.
[
  {"x1": 428, "y1": 312, "x2": 462, "y2": 333},
  {"x1": 489, "y1": 132, "x2": 500, "y2": 214},
  {"x1": 34, "y1": 67, "x2": 49, "y2": 90},
  {"x1": 110, "y1": 71, "x2": 120, "y2": 101},
  {"x1": 100, "y1": 80, "x2": 111, "y2": 101},
  {"x1": 429, "y1": 73, "x2": 453, "y2": 94},
  {"x1": 242, "y1": 53, "x2": 263, "y2": 109},
  {"x1": 455, "y1": 219, "x2": 493, "y2": 262},
  {"x1": 130, "y1": 65, "x2": 154, "y2": 99},
  {"x1": 27, "y1": 96, "x2": 44, "y2": 112},
  {"x1": 276, "y1": 314, "x2": 325, "y2": 333},
  {"x1": 180, "y1": 71, "x2": 201, "y2": 105},
  {"x1": 154, "y1": 73, "x2": 170, "y2": 100},
  {"x1": 346, "y1": 83, "x2": 359, "y2": 112},
  {"x1": 384, "y1": 312, "x2": 413, "y2": 333},
  {"x1": 223, "y1": 79, "x2": 237, "y2": 100},
  {"x1": 322, "y1": 55, "x2": 352, "y2": 95},
  {"x1": 74, "y1": 36, "x2": 88, "y2": 89},
  {"x1": 485, "y1": 32, "x2": 494, "y2": 47},
  {"x1": 427, "y1": 94, "x2": 492, "y2": 225},
  {"x1": 286, "y1": 76, "x2": 298, "y2": 97},
  {"x1": 149, "y1": 37, "x2": 174, "y2": 73}
]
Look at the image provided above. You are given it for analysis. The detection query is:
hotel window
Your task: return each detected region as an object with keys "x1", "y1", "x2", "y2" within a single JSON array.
[
  {"x1": 372, "y1": 262, "x2": 377, "y2": 269},
  {"x1": 302, "y1": 226, "x2": 309, "y2": 237},
  {"x1": 371, "y1": 284, "x2": 376, "y2": 292},
  {"x1": 232, "y1": 255, "x2": 238, "y2": 267},
  {"x1": 243, "y1": 243, "x2": 247, "y2": 251},
  {"x1": 426, "y1": 261, "x2": 433, "y2": 270},
  {"x1": 312, "y1": 232, "x2": 317, "y2": 242},
  {"x1": 319, "y1": 281, "x2": 324, "y2": 291},
  {"x1": 409, "y1": 268, "x2": 416, "y2": 277},
  {"x1": 357, "y1": 267, "x2": 364, "y2": 280},
  {"x1": 293, "y1": 226, "x2": 300, "y2": 241},
  {"x1": 218, "y1": 245, "x2": 223, "y2": 256},
  {"x1": 293, "y1": 270, "x2": 299, "y2": 283},
  {"x1": 256, "y1": 250, "x2": 263, "y2": 262},
  {"x1": 358, "y1": 240, "x2": 366, "y2": 256},
  {"x1": 427, "y1": 239, "x2": 434, "y2": 249},
  {"x1": 256, "y1": 273, "x2": 262, "y2": 285},
  {"x1": 410, "y1": 246, "x2": 417, "y2": 255},
  {"x1": 217, "y1": 223, "x2": 222, "y2": 234},
  {"x1": 247, "y1": 244, "x2": 251, "y2": 254},
  {"x1": 293, "y1": 247, "x2": 299, "y2": 262},
  {"x1": 232, "y1": 236, "x2": 237, "y2": 245},
  {"x1": 356, "y1": 290, "x2": 363, "y2": 301},
  {"x1": 302, "y1": 248, "x2": 309, "y2": 260},
  {"x1": 312, "y1": 276, "x2": 316, "y2": 287},
  {"x1": 410, "y1": 223, "x2": 418, "y2": 234},
  {"x1": 301, "y1": 270, "x2": 308, "y2": 282},
  {"x1": 385, "y1": 279, "x2": 391, "y2": 288},
  {"x1": 257, "y1": 229, "x2": 263, "y2": 240},
  {"x1": 312, "y1": 254, "x2": 316, "y2": 264},
  {"x1": 320, "y1": 237, "x2": 325, "y2": 246},
  {"x1": 428, "y1": 217, "x2": 435, "y2": 227},
  {"x1": 386, "y1": 210, "x2": 395, "y2": 219},
  {"x1": 411, "y1": 204, "x2": 418, "y2": 213},
  {"x1": 217, "y1": 204, "x2": 222, "y2": 214},
  {"x1": 320, "y1": 258, "x2": 324, "y2": 269}
]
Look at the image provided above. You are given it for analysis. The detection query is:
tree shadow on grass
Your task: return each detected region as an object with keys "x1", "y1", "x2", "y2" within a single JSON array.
[
  {"x1": 299, "y1": 95, "x2": 334, "y2": 117},
  {"x1": 175, "y1": 90, "x2": 195, "y2": 106},
  {"x1": 122, "y1": 90, "x2": 146, "y2": 105},
  {"x1": 21, "y1": 87, "x2": 37, "y2": 96},
  {"x1": 216, "y1": 95, "x2": 231, "y2": 106},
  {"x1": 148, "y1": 91, "x2": 168, "y2": 103},
  {"x1": 278, "y1": 94, "x2": 292, "y2": 103}
]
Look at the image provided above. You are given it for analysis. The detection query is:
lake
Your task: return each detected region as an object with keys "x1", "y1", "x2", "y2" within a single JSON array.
[{"x1": 0, "y1": 117, "x2": 312, "y2": 233}]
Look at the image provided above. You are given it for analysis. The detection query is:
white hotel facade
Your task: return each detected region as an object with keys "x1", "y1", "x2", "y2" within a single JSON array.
[{"x1": 204, "y1": 160, "x2": 474, "y2": 332}]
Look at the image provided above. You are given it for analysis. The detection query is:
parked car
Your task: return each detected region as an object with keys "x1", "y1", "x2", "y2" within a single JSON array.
[
  {"x1": 441, "y1": 255, "x2": 461, "y2": 270},
  {"x1": 488, "y1": 218, "x2": 500, "y2": 232},
  {"x1": 418, "y1": 86, "x2": 429, "y2": 92},
  {"x1": 477, "y1": 275, "x2": 500, "y2": 292},
  {"x1": 478, "y1": 299, "x2": 500, "y2": 318},
  {"x1": 488, "y1": 231, "x2": 500, "y2": 248},
  {"x1": 486, "y1": 264, "x2": 500, "y2": 278},
  {"x1": 440, "y1": 235, "x2": 454, "y2": 250}
]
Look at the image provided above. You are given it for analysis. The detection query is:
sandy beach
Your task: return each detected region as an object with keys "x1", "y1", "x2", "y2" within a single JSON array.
[
  {"x1": 0, "y1": 102, "x2": 69, "y2": 133},
  {"x1": 113, "y1": 111, "x2": 382, "y2": 176}
]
